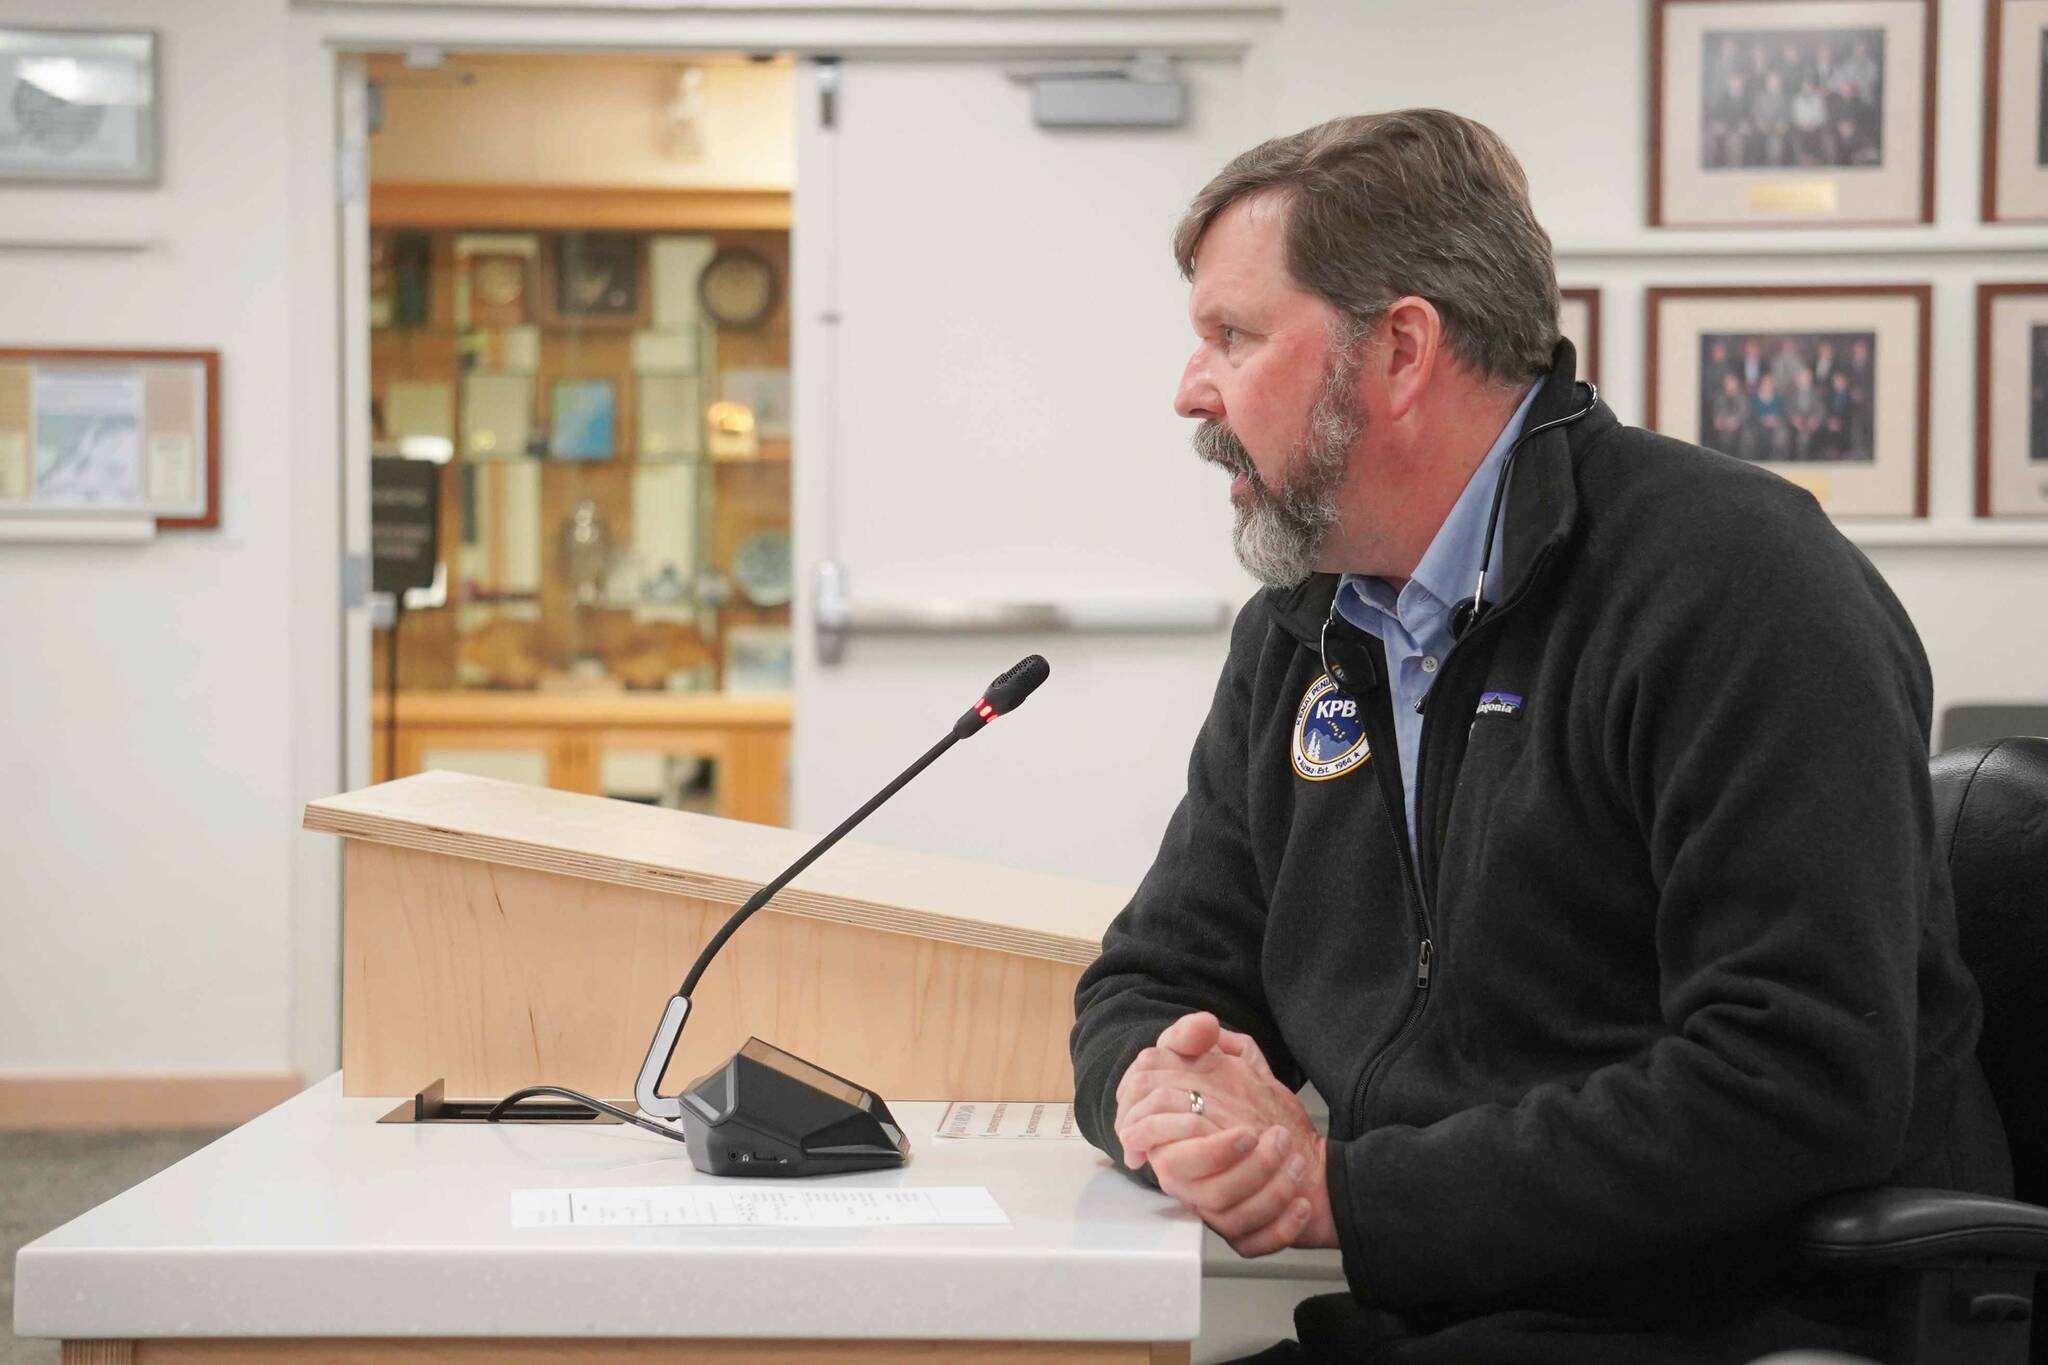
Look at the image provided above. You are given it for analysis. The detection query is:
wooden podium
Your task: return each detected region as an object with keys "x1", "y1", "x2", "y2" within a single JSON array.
[
  {"x1": 304, "y1": 769, "x2": 1133, "y2": 1107},
  {"x1": 18, "y1": 773, "x2": 1209, "y2": 1365}
]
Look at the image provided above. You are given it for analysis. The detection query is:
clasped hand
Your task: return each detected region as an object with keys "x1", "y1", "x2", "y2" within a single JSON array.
[{"x1": 1112, "y1": 1012, "x2": 1337, "y2": 1257}]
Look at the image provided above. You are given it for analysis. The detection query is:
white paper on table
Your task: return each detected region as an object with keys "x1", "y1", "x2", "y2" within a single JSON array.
[
  {"x1": 936, "y1": 1101, "x2": 1081, "y2": 1141},
  {"x1": 512, "y1": 1184, "x2": 1008, "y2": 1229}
]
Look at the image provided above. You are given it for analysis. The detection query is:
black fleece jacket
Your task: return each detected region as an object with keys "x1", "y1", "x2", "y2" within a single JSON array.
[{"x1": 1069, "y1": 342, "x2": 2011, "y2": 1361}]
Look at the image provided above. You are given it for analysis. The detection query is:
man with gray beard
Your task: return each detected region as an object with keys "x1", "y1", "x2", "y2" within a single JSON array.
[
  {"x1": 1068, "y1": 110, "x2": 2009, "y2": 1363},
  {"x1": 1190, "y1": 318, "x2": 1359, "y2": 589}
]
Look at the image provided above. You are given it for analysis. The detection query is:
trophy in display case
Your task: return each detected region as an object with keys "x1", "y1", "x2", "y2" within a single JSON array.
[{"x1": 558, "y1": 498, "x2": 615, "y2": 684}]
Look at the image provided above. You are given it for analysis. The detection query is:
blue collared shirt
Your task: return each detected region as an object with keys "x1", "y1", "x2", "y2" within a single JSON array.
[{"x1": 1334, "y1": 378, "x2": 1544, "y2": 861}]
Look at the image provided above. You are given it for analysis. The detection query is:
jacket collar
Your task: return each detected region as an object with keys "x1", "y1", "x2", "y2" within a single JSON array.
[{"x1": 1266, "y1": 338, "x2": 1612, "y2": 648}]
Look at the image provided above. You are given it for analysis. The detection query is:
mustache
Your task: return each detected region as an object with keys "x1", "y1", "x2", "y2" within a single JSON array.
[{"x1": 1193, "y1": 421, "x2": 1254, "y2": 480}]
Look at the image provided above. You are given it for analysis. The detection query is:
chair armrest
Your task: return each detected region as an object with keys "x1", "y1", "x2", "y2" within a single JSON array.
[{"x1": 1792, "y1": 1187, "x2": 2048, "y2": 1270}]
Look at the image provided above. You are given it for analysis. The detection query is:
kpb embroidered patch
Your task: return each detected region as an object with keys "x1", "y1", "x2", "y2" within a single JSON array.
[
  {"x1": 1474, "y1": 690, "x2": 1524, "y2": 719},
  {"x1": 1292, "y1": 674, "x2": 1371, "y2": 781}
]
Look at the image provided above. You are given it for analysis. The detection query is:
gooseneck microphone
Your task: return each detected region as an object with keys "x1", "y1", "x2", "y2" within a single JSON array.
[
  {"x1": 673, "y1": 651, "x2": 1049, "y2": 1008},
  {"x1": 487, "y1": 655, "x2": 1051, "y2": 1176}
]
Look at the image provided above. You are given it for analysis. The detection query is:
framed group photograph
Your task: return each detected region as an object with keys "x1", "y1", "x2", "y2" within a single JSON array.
[
  {"x1": 1559, "y1": 288, "x2": 1602, "y2": 388},
  {"x1": 1976, "y1": 283, "x2": 2048, "y2": 517},
  {"x1": 1650, "y1": 0, "x2": 1936, "y2": 227},
  {"x1": 0, "y1": 347, "x2": 219, "y2": 529},
  {"x1": 0, "y1": 26, "x2": 158, "y2": 185},
  {"x1": 1647, "y1": 285, "x2": 1930, "y2": 518},
  {"x1": 1983, "y1": 0, "x2": 2048, "y2": 221}
]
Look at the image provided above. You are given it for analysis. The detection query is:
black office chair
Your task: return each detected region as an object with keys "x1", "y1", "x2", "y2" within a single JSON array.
[
  {"x1": 1789, "y1": 738, "x2": 2048, "y2": 1365},
  {"x1": 1938, "y1": 705, "x2": 2048, "y2": 753}
]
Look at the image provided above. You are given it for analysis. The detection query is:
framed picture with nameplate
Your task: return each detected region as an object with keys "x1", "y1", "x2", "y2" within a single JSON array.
[
  {"x1": 1976, "y1": 282, "x2": 2048, "y2": 517},
  {"x1": 0, "y1": 347, "x2": 219, "y2": 529},
  {"x1": 1646, "y1": 284, "x2": 1930, "y2": 519},
  {"x1": 1983, "y1": 0, "x2": 2048, "y2": 221},
  {"x1": 1650, "y1": 0, "x2": 1937, "y2": 227}
]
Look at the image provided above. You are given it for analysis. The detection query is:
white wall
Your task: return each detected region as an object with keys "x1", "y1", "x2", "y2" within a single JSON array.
[
  {"x1": 369, "y1": 54, "x2": 794, "y2": 190},
  {"x1": 0, "y1": 0, "x2": 2040, "y2": 1087},
  {"x1": 0, "y1": 0, "x2": 301, "y2": 1076},
  {"x1": 787, "y1": 54, "x2": 1264, "y2": 886}
]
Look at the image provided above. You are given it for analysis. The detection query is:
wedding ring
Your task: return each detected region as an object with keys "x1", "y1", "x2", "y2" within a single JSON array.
[{"x1": 1188, "y1": 1089, "x2": 1205, "y2": 1116}]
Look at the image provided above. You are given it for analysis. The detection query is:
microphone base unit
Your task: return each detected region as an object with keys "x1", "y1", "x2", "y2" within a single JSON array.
[{"x1": 678, "y1": 1036, "x2": 908, "y2": 1177}]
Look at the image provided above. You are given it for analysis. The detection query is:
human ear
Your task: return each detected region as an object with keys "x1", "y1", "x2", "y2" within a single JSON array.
[{"x1": 1378, "y1": 296, "x2": 1441, "y2": 422}]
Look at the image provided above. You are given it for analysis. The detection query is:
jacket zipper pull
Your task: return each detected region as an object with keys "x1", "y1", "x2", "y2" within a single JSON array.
[{"x1": 1415, "y1": 938, "x2": 1434, "y2": 989}]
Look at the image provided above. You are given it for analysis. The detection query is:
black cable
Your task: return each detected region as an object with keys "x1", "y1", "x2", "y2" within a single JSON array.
[
  {"x1": 485, "y1": 1085, "x2": 688, "y2": 1143},
  {"x1": 1457, "y1": 382, "x2": 1599, "y2": 637}
]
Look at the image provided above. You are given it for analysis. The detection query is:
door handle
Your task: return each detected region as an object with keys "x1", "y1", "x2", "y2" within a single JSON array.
[{"x1": 814, "y1": 560, "x2": 1228, "y2": 665}]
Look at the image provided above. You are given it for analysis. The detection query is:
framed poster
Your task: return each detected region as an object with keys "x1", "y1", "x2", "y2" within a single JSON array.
[
  {"x1": 1646, "y1": 285, "x2": 1930, "y2": 518},
  {"x1": 0, "y1": 27, "x2": 158, "y2": 185},
  {"x1": 1650, "y1": 0, "x2": 1936, "y2": 226},
  {"x1": 0, "y1": 347, "x2": 218, "y2": 528},
  {"x1": 548, "y1": 233, "x2": 646, "y2": 327},
  {"x1": 1983, "y1": 0, "x2": 2048, "y2": 221},
  {"x1": 1559, "y1": 288, "x2": 1602, "y2": 388},
  {"x1": 383, "y1": 381, "x2": 454, "y2": 462},
  {"x1": 637, "y1": 374, "x2": 702, "y2": 461},
  {"x1": 461, "y1": 373, "x2": 532, "y2": 461},
  {"x1": 549, "y1": 378, "x2": 617, "y2": 460},
  {"x1": 1976, "y1": 283, "x2": 2048, "y2": 517}
]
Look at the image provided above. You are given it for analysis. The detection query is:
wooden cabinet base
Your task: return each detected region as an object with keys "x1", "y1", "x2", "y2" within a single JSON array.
[{"x1": 67, "y1": 1341, "x2": 1192, "y2": 1364}]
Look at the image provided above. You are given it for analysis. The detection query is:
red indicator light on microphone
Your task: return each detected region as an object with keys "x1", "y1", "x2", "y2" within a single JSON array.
[{"x1": 977, "y1": 701, "x2": 996, "y2": 720}]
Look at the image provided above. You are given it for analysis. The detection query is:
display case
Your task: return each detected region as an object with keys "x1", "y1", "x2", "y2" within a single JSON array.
[{"x1": 366, "y1": 200, "x2": 792, "y2": 820}]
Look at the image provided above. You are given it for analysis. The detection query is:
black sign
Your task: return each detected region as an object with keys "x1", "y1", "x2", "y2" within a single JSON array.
[{"x1": 371, "y1": 457, "x2": 441, "y2": 595}]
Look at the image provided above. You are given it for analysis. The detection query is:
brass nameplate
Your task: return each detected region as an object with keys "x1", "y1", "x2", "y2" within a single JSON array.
[{"x1": 1748, "y1": 179, "x2": 1840, "y2": 214}]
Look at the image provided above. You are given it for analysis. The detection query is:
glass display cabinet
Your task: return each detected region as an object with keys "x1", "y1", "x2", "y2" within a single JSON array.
[{"x1": 366, "y1": 211, "x2": 792, "y2": 824}]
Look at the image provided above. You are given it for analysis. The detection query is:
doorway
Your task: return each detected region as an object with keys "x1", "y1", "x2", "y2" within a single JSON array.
[{"x1": 360, "y1": 50, "x2": 795, "y2": 826}]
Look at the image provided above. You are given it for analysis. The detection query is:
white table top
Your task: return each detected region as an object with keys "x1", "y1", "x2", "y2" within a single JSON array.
[{"x1": 15, "y1": 1075, "x2": 1202, "y2": 1343}]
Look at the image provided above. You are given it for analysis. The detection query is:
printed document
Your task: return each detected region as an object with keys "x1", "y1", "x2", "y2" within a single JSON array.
[{"x1": 512, "y1": 1184, "x2": 1007, "y2": 1229}]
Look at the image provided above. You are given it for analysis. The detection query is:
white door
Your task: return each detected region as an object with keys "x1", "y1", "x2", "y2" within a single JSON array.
[
  {"x1": 792, "y1": 57, "x2": 1263, "y2": 886},
  {"x1": 339, "y1": 54, "x2": 374, "y2": 793}
]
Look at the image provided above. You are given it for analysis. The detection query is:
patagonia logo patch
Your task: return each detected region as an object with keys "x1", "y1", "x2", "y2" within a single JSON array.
[
  {"x1": 1474, "y1": 691, "x2": 1524, "y2": 719},
  {"x1": 1292, "y1": 674, "x2": 1370, "y2": 781}
]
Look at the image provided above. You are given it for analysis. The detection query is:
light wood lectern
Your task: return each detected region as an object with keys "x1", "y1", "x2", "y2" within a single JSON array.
[
  {"x1": 306, "y1": 769, "x2": 1131, "y2": 1108},
  {"x1": 29, "y1": 772, "x2": 1205, "y2": 1365}
]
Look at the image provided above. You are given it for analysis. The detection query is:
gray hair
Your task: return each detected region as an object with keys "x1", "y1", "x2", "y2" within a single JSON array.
[{"x1": 1173, "y1": 109, "x2": 1561, "y2": 386}]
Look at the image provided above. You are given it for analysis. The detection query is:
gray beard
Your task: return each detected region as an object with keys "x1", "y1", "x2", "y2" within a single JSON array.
[{"x1": 1194, "y1": 353, "x2": 1362, "y2": 589}]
